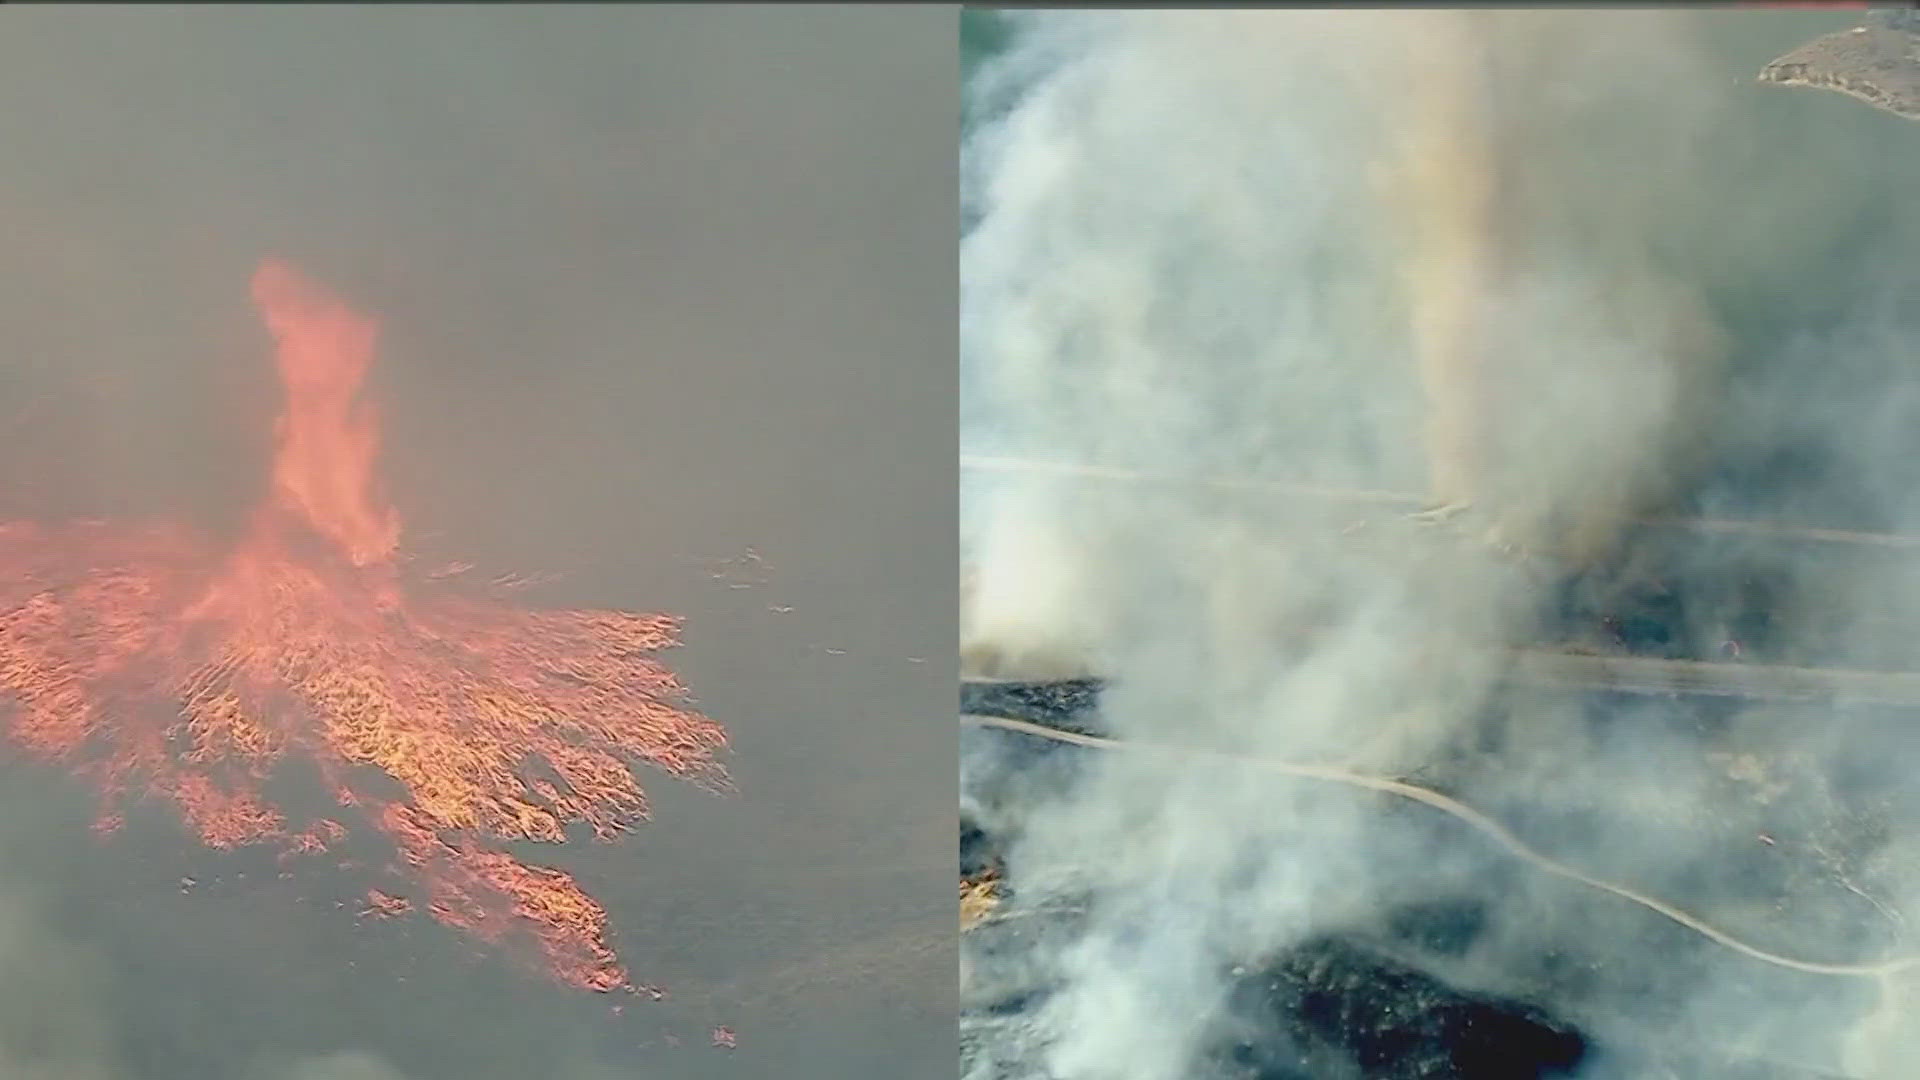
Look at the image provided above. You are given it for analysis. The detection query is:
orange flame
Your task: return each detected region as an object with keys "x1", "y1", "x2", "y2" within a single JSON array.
[
  {"x1": 251, "y1": 260, "x2": 400, "y2": 567},
  {"x1": 0, "y1": 261, "x2": 729, "y2": 992},
  {"x1": 362, "y1": 887, "x2": 413, "y2": 919}
]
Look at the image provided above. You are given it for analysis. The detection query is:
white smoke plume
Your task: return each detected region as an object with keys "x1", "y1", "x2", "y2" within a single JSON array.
[{"x1": 962, "y1": 9, "x2": 1920, "y2": 1079}]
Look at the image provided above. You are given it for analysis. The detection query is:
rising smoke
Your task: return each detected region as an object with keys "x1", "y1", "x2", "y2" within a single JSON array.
[{"x1": 962, "y1": 9, "x2": 1920, "y2": 1079}]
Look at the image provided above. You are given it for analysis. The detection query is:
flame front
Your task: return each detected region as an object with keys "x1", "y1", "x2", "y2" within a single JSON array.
[{"x1": 0, "y1": 262, "x2": 729, "y2": 993}]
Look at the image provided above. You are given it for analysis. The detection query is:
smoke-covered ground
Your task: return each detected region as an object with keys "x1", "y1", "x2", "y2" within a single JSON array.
[
  {"x1": 0, "y1": 7, "x2": 953, "y2": 1079},
  {"x1": 961, "y1": 9, "x2": 1920, "y2": 1080}
]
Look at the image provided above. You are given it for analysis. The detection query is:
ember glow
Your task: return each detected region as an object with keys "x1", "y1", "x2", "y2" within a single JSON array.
[{"x1": 0, "y1": 260, "x2": 729, "y2": 993}]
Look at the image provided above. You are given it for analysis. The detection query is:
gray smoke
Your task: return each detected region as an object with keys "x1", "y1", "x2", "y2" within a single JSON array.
[{"x1": 962, "y1": 10, "x2": 1920, "y2": 1079}]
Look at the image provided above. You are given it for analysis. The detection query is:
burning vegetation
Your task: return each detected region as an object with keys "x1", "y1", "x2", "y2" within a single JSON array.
[{"x1": 0, "y1": 260, "x2": 729, "y2": 993}]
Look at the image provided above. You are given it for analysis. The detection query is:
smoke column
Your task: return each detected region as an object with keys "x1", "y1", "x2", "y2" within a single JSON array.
[
  {"x1": 963, "y1": 9, "x2": 1920, "y2": 1079},
  {"x1": 1390, "y1": 11, "x2": 1496, "y2": 519}
]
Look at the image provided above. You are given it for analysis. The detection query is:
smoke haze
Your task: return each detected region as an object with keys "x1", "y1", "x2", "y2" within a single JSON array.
[
  {"x1": 962, "y1": 9, "x2": 1920, "y2": 1079},
  {"x1": 0, "y1": 7, "x2": 953, "y2": 1079}
]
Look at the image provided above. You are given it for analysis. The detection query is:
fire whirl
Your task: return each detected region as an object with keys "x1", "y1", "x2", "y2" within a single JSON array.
[{"x1": 0, "y1": 260, "x2": 730, "y2": 993}]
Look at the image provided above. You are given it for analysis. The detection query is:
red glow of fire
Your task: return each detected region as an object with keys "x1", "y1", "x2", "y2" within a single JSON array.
[{"x1": 0, "y1": 260, "x2": 729, "y2": 993}]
